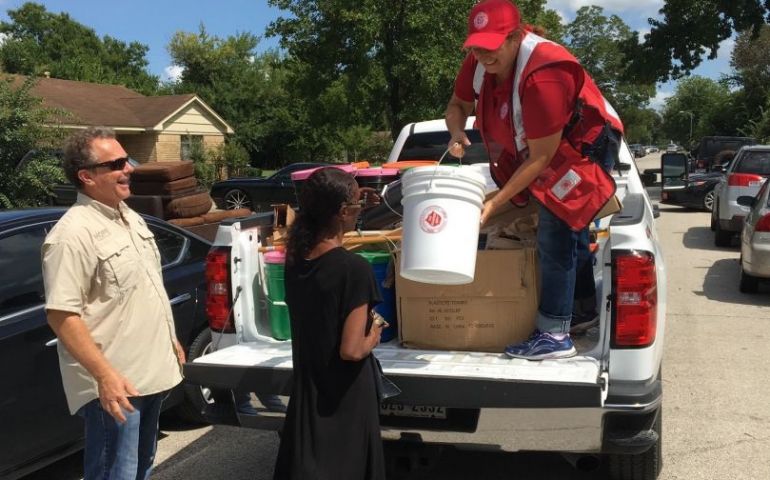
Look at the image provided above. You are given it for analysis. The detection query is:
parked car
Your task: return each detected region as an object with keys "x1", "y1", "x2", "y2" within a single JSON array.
[
  {"x1": 210, "y1": 162, "x2": 327, "y2": 211},
  {"x1": 691, "y1": 135, "x2": 756, "y2": 171},
  {"x1": 712, "y1": 146, "x2": 770, "y2": 246},
  {"x1": 644, "y1": 145, "x2": 659, "y2": 154},
  {"x1": 666, "y1": 143, "x2": 680, "y2": 153},
  {"x1": 660, "y1": 152, "x2": 727, "y2": 211},
  {"x1": 0, "y1": 208, "x2": 217, "y2": 479},
  {"x1": 629, "y1": 143, "x2": 645, "y2": 158},
  {"x1": 738, "y1": 181, "x2": 770, "y2": 292}
]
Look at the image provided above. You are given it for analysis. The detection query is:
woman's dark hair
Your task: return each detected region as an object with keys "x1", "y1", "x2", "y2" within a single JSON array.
[{"x1": 285, "y1": 167, "x2": 358, "y2": 265}]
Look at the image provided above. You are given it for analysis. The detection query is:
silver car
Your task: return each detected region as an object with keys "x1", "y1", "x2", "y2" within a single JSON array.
[
  {"x1": 712, "y1": 145, "x2": 770, "y2": 247},
  {"x1": 739, "y1": 181, "x2": 770, "y2": 292}
]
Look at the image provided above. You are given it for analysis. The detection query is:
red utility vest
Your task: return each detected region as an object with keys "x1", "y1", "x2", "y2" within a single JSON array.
[{"x1": 473, "y1": 32, "x2": 624, "y2": 231}]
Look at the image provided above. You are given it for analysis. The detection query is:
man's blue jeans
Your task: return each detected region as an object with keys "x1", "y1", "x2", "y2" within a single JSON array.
[
  {"x1": 78, "y1": 392, "x2": 166, "y2": 480},
  {"x1": 536, "y1": 205, "x2": 589, "y2": 334}
]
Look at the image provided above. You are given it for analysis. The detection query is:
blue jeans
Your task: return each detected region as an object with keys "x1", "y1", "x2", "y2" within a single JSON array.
[
  {"x1": 78, "y1": 392, "x2": 166, "y2": 480},
  {"x1": 536, "y1": 205, "x2": 590, "y2": 334}
]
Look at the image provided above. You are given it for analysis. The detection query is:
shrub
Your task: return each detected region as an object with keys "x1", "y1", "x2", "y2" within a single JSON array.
[{"x1": 0, "y1": 76, "x2": 68, "y2": 208}]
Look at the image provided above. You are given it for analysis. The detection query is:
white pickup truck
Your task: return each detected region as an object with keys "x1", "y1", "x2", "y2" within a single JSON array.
[{"x1": 184, "y1": 119, "x2": 666, "y2": 480}]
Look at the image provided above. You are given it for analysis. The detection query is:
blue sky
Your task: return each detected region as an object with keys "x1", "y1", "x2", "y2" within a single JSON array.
[{"x1": 1, "y1": 0, "x2": 731, "y2": 110}]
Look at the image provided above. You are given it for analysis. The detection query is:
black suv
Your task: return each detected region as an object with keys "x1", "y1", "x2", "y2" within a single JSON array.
[{"x1": 691, "y1": 136, "x2": 757, "y2": 171}]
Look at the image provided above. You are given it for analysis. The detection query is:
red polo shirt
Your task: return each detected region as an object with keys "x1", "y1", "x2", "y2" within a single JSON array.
[{"x1": 453, "y1": 53, "x2": 584, "y2": 157}]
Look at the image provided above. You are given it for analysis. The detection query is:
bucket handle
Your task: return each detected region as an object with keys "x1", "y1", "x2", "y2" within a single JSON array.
[
  {"x1": 380, "y1": 180, "x2": 403, "y2": 218},
  {"x1": 427, "y1": 145, "x2": 456, "y2": 191}
]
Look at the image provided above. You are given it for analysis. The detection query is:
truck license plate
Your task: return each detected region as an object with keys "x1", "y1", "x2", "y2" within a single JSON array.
[{"x1": 380, "y1": 404, "x2": 447, "y2": 419}]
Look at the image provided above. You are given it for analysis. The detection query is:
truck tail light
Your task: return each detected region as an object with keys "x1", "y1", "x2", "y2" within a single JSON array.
[
  {"x1": 756, "y1": 213, "x2": 770, "y2": 232},
  {"x1": 728, "y1": 173, "x2": 763, "y2": 187},
  {"x1": 612, "y1": 251, "x2": 657, "y2": 348},
  {"x1": 205, "y1": 247, "x2": 234, "y2": 333}
]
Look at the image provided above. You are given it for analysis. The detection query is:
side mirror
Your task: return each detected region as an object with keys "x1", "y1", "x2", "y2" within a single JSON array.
[
  {"x1": 652, "y1": 204, "x2": 661, "y2": 219},
  {"x1": 737, "y1": 196, "x2": 756, "y2": 208}
]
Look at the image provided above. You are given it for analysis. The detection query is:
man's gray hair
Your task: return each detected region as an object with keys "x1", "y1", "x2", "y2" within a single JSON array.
[{"x1": 63, "y1": 127, "x2": 116, "y2": 188}]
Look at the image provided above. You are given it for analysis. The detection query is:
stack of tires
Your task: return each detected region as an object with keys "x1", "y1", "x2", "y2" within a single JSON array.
[{"x1": 127, "y1": 161, "x2": 213, "y2": 223}]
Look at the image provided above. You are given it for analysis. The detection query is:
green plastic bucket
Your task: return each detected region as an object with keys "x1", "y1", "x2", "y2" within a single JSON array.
[
  {"x1": 268, "y1": 299, "x2": 291, "y2": 340},
  {"x1": 264, "y1": 251, "x2": 286, "y2": 301}
]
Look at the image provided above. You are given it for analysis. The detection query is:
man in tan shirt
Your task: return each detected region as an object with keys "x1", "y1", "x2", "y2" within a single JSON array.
[{"x1": 42, "y1": 127, "x2": 184, "y2": 480}]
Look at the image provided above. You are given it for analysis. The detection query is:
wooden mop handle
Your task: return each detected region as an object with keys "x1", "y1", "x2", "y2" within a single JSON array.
[{"x1": 259, "y1": 229, "x2": 401, "y2": 252}]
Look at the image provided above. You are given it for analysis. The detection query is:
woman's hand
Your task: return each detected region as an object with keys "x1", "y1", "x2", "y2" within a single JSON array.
[
  {"x1": 448, "y1": 134, "x2": 471, "y2": 159},
  {"x1": 480, "y1": 197, "x2": 500, "y2": 226}
]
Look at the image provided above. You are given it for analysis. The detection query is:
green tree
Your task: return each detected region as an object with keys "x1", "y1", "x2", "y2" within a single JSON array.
[
  {"x1": 0, "y1": 2, "x2": 158, "y2": 94},
  {"x1": 660, "y1": 76, "x2": 734, "y2": 145},
  {"x1": 267, "y1": 0, "x2": 562, "y2": 139},
  {"x1": 622, "y1": 0, "x2": 770, "y2": 83},
  {"x1": 0, "y1": 76, "x2": 67, "y2": 208},
  {"x1": 729, "y1": 24, "x2": 770, "y2": 126},
  {"x1": 563, "y1": 6, "x2": 656, "y2": 122},
  {"x1": 167, "y1": 28, "x2": 313, "y2": 168}
]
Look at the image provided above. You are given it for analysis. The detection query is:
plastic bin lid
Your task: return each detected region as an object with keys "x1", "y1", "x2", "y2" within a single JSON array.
[
  {"x1": 264, "y1": 250, "x2": 286, "y2": 264},
  {"x1": 357, "y1": 251, "x2": 391, "y2": 264},
  {"x1": 356, "y1": 167, "x2": 400, "y2": 177},
  {"x1": 291, "y1": 164, "x2": 357, "y2": 181},
  {"x1": 380, "y1": 160, "x2": 439, "y2": 170}
]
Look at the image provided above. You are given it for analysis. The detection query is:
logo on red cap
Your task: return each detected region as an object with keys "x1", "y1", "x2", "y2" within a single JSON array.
[{"x1": 473, "y1": 12, "x2": 489, "y2": 30}]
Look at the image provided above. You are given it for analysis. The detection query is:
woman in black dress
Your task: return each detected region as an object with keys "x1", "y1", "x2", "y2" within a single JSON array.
[{"x1": 273, "y1": 167, "x2": 386, "y2": 480}]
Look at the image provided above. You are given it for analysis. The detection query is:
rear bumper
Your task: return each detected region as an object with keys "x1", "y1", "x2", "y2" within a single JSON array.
[
  {"x1": 184, "y1": 363, "x2": 661, "y2": 455},
  {"x1": 719, "y1": 214, "x2": 745, "y2": 233},
  {"x1": 743, "y1": 241, "x2": 770, "y2": 277}
]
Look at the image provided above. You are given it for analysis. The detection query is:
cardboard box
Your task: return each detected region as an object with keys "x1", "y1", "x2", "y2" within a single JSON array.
[{"x1": 395, "y1": 248, "x2": 538, "y2": 352}]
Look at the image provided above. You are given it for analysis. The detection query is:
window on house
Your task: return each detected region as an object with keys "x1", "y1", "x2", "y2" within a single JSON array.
[{"x1": 180, "y1": 135, "x2": 203, "y2": 160}]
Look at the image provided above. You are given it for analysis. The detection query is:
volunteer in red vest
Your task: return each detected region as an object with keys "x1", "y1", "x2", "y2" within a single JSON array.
[{"x1": 445, "y1": 0, "x2": 623, "y2": 359}]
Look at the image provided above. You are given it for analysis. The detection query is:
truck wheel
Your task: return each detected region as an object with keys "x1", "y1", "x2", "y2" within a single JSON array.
[
  {"x1": 176, "y1": 329, "x2": 231, "y2": 424},
  {"x1": 608, "y1": 410, "x2": 662, "y2": 480},
  {"x1": 714, "y1": 223, "x2": 732, "y2": 247},
  {"x1": 740, "y1": 270, "x2": 759, "y2": 294}
]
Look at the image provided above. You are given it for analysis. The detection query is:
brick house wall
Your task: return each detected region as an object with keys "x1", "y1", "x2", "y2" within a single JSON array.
[{"x1": 117, "y1": 133, "x2": 158, "y2": 163}]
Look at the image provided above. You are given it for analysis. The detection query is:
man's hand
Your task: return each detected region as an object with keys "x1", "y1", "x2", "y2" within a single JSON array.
[
  {"x1": 96, "y1": 370, "x2": 139, "y2": 424},
  {"x1": 174, "y1": 338, "x2": 186, "y2": 365}
]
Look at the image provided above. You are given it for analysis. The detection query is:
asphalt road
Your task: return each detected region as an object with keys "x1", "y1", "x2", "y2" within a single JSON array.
[{"x1": 25, "y1": 153, "x2": 770, "y2": 479}]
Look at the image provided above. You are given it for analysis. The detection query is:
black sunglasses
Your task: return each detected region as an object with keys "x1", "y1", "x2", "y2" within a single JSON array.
[{"x1": 82, "y1": 156, "x2": 138, "y2": 171}]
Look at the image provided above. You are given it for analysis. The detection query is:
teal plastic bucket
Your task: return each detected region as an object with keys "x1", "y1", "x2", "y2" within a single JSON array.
[{"x1": 357, "y1": 251, "x2": 398, "y2": 342}]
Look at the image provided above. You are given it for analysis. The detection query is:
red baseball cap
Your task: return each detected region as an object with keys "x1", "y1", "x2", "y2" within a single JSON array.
[{"x1": 463, "y1": 0, "x2": 521, "y2": 50}]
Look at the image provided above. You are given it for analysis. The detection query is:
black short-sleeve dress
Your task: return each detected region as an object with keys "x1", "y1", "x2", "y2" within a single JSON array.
[{"x1": 273, "y1": 247, "x2": 385, "y2": 480}]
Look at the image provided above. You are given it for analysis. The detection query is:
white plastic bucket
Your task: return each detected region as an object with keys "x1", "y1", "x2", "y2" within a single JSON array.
[{"x1": 400, "y1": 166, "x2": 487, "y2": 285}]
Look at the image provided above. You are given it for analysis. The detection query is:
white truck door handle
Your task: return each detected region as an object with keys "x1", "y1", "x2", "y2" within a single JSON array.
[
  {"x1": 45, "y1": 338, "x2": 58, "y2": 347},
  {"x1": 169, "y1": 293, "x2": 193, "y2": 306}
]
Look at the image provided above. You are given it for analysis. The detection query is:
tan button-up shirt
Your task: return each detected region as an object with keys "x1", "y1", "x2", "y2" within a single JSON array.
[{"x1": 42, "y1": 193, "x2": 183, "y2": 414}]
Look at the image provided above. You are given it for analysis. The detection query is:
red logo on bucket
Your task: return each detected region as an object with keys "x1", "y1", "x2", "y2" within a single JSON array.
[{"x1": 419, "y1": 206, "x2": 447, "y2": 233}]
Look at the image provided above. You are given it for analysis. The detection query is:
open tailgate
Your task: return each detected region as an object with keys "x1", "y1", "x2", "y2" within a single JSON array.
[{"x1": 185, "y1": 339, "x2": 606, "y2": 409}]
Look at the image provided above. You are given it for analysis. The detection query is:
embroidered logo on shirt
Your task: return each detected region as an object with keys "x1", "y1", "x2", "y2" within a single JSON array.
[
  {"x1": 499, "y1": 102, "x2": 509, "y2": 119},
  {"x1": 419, "y1": 206, "x2": 447, "y2": 233},
  {"x1": 94, "y1": 229, "x2": 110, "y2": 241},
  {"x1": 551, "y1": 169, "x2": 582, "y2": 200},
  {"x1": 473, "y1": 12, "x2": 489, "y2": 30}
]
